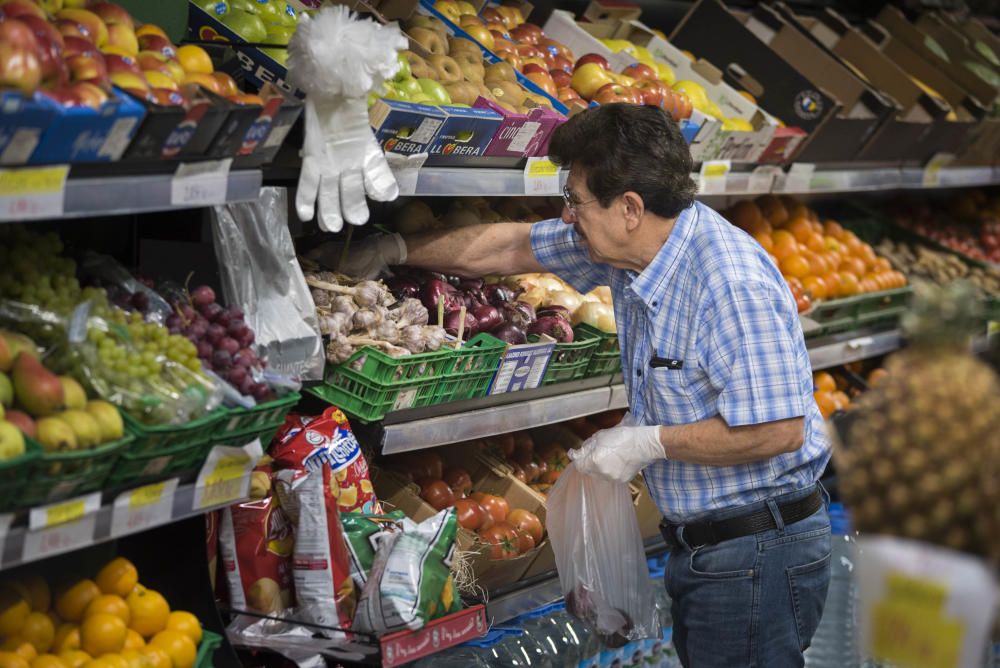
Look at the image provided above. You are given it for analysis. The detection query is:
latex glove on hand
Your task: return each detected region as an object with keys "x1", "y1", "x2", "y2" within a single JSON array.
[
  {"x1": 568, "y1": 423, "x2": 664, "y2": 483},
  {"x1": 305, "y1": 233, "x2": 407, "y2": 279}
]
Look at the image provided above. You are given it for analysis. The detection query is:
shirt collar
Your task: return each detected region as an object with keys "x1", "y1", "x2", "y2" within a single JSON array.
[{"x1": 627, "y1": 203, "x2": 698, "y2": 312}]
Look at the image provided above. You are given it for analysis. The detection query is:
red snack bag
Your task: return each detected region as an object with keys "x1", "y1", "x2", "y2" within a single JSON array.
[
  {"x1": 218, "y1": 496, "x2": 295, "y2": 614},
  {"x1": 274, "y1": 412, "x2": 315, "y2": 447},
  {"x1": 271, "y1": 406, "x2": 379, "y2": 514}
]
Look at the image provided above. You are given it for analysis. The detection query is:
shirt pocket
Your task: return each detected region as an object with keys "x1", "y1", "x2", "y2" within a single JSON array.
[{"x1": 645, "y1": 364, "x2": 713, "y2": 425}]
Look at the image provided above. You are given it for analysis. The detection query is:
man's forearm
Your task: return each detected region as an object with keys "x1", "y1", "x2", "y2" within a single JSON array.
[
  {"x1": 656, "y1": 416, "x2": 805, "y2": 466},
  {"x1": 405, "y1": 222, "x2": 544, "y2": 277}
]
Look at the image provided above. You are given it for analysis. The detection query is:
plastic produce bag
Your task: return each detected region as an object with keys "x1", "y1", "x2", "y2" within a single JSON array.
[
  {"x1": 546, "y1": 463, "x2": 658, "y2": 647},
  {"x1": 212, "y1": 187, "x2": 325, "y2": 381}
]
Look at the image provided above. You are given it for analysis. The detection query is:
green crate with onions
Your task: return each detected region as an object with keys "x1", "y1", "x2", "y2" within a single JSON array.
[
  {"x1": 21, "y1": 433, "x2": 132, "y2": 507},
  {"x1": 310, "y1": 346, "x2": 453, "y2": 423},
  {"x1": 432, "y1": 333, "x2": 506, "y2": 404},
  {"x1": 578, "y1": 323, "x2": 621, "y2": 377},
  {"x1": 540, "y1": 326, "x2": 602, "y2": 385}
]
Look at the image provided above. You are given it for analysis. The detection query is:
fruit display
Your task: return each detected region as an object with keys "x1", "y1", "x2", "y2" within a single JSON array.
[
  {"x1": 882, "y1": 190, "x2": 1000, "y2": 264},
  {"x1": 0, "y1": 557, "x2": 206, "y2": 668},
  {"x1": 836, "y1": 281, "x2": 1000, "y2": 562},
  {"x1": 193, "y1": 0, "x2": 299, "y2": 67},
  {"x1": 811, "y1": 364, "x2": 888, "y2": 419},
  {"x1": 724, "y1": 196, "x2": 908, "y2": 312},
  {"x1": 0, "y1": 0, "x2": 248, "y2": 108},
  {"x1": 875, "y1": 237, "x2": 1000, "y2": 298}
]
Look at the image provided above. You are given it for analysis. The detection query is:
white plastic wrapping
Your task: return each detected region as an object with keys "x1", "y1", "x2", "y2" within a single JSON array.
[
  {"x1": 212, "y1": 187, "x2": 325, "y2": 381},
  {"x1": 547, "y1": 463, "x2": 658, "y2": 647}
]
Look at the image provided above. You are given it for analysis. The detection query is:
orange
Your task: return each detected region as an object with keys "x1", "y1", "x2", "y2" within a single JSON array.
[
  {"x1": 772, "y1": 229, "x2": 796, "y2": 246},
  {"x1": 831, "y1": 391, "x2": 850, "y2": 411},
  {"x1": 867, "y1": 368, "x2": 889, "y2": 387},
  {"x1": 55, "y1": 653, "x2": 88, "y2": 668},
  {"x1": 786, "y1": 202, "x2": 810, "y2": 222},
  {"x1": 810, "y1": 219, "x2": 823, "y2": 235},
  {"x1": 823, "y1": 220, "x2": 844, "y2": 239},
  {"x1": 801, "y1": 275, "x2": 828, "y2": 300},
  {"x1": 813, "y1": 391, "x2": 837, "y2": 419},
  {"x1": 117, "y1": 651, "x2": 142, "y2": 668},
  {"x1": 786, "y1": 216, "x2": 813, "y2": 244},
  {"x1": 0, "y1": 653, "x2": 30, "y2": 668},
  {"x1": 785, "y1": 276, "x2": 804, "y2": 295},
  {"x1": 838, "y1": 257, "x2": 866, "y2": 278},
  {"x1": 843, "y1": 233, "x2": 864, "y2": 256},
  {"x1": 163, "y1": 614, "x2": 199, "y2": 647},
  {"x1": 806, "y1": 252, "x2": 829, "y2": 276},
  {"x1": 9, "y1": 578, "x2": 51, "y2": 614},
  {"x1": 746, "y1": 217, "x2": 772, "y2": 238},
  {"x1": 79, "y1": 615, "x2": 125, "y2": 659},
  {"x1": 839, "y1": 272, "x2": 860, "y2": 296},
  {"x1": 80, "y1": 659, "x2": 113, "y2": 668},
  {"x1": 55, "y1": 582, "x2": 100, "y2": 624},
  {"x1": 813, "y1": 371, "x2": 837, "y2": 393},
  {"x1": 779, "y1": 254, "x2": 810, "y2": 279},
  {"x1": 756, "y1": 195, "x2": 789, "y2": 226},
  {"x1": 772, "y1": 236, "x2": 800, "y2": 263},
  {"x1": 29, "y1": 655, "x2": 64, "y2": 668},
  {"x1": 84, "y1": 599, "x2": 128, "y2": 627},
  {"x1": 52, "y1": 626, "x2": 79, "y2": 654},
  {"x1": 873, "y1": 257, "x2": 892, "y2": 273},
  {"x1": 823, "y1": 271, "x2": 842, "y2": 298},
  {"x1": 1, "y1": 642, "x2": 35, "y2": 663},
  {"x1": 856, "y1": 243, "x2": 877, "y2": 269},
  {"x1": 121, "y1": 632, "x2": 142, "y2": 652},
  {"x1": 891, "y1": 271, "x2": 907, "y2": 288},
  {"x1": 0, "y1": 588, "x2": 31, "y2": 637},
  {"x1": 138, "y1": 647, "x2": 170, "y2": 668},
  {"x1": 822, "y1": 235, "x2": 842, "y2": 254},
  {"x1": 175, "y1": 45, "x2": 212, "y2": 75},
  {"x1": 98, "y1": 657, "x2": 125, "y2": 668},
  {"x1": 124, "y1": 590, "x2": 168, "y2": 640},
  {"x1": 803, "y1": 231, "x2": 825, "y2": 253},
  {"x1": 20, "y1": 614, "x2": 54, "y2": 654},
  {"x1": 753, "y1": 231, "x2": 774, "y2": 253},
  {"x1": 96, "y1": 561, "x2": 138, "y2": 600},
  {"x1": 148, "y1": 632, "x2": 194, "y2": 668},
  {"x1": 729, "y1": 200, "x2": 764, "y2": 231}
]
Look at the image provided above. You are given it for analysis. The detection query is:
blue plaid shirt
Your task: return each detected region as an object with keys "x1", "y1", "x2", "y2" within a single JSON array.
[{"x1": 530, "y1": 201, "x2": 830, "y2": 521}]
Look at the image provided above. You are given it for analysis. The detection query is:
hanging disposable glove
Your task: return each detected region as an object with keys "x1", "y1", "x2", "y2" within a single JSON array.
[
  {"x1": 288, "y1": 7, "x2": 408, "y2": 233},
  {"x1": 568, "y1": 421, "x2": 664, "y2": 484}
]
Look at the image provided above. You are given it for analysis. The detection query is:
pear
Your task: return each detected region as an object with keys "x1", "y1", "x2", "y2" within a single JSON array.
[
  {"x1": 36, "y1": 416, "x2": 77, "y2": 452},
  {"x1": 12, "y1": 353, "x2": 64, "y2": 418},
  {"x1": 0, "y1": 420, "x2": 25, "y2": 461},
  {"x1": 59, "y1": 376, "x2": 87, "y2": 411},
  {"x1": 55, "y1": 410, "x2": 101, "y2": 448},
  {"x1": 0, "y1": 331, "x2": 38, "y2": 372},
  {"x1": 0, "y1": 372, "x2": 11, "y2": 408},
  {"x1": 4, "y1": 410, "x2": 36, "y2": 439},
  {"x1": 85, "y1": 400, "x2": 124, "y2": 443}
]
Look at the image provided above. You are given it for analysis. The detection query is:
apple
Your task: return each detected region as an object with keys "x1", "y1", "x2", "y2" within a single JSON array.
[
  {"x1": 540, "y1": 38, "x2": 573, "y2": 61},
  {"x1": 56, "y1": 9, "x2": 107, "y2": 47},
  {"x1": 212, "y1": 71, "x2": 239, "y2": 97},
  {"x1": 458, "y1": 14, "x2": 483, "y2": 29},
  {"x1": 136, "y1": 50, "x2": 172, "y2": 75},
  {"x1": 105, "y1": 23, "x2": 138, "y2": 54},
  {"x1": 63, "y1": 34, "x2": 96, "y2": 57},
  {"x1": 455, "y1": 0, "x2": 476, "y2": 15},
  {"x1": 654, "y1": 61, "x2": 675, "y2": 86},
  {"x1": 151, "y1": 87, "x2": 186, "y2": 106},
  {"x1": 481, "y1": 7, "x2": 504, "y2": 25},
  {"x1": 229, "y1": 93, "x2": 262, "y2": 105},
  {"x1": 104, "y1": 52, "x2": 141, "y2": 76},
  {"x1": 515, "y1": 43, "x2": 543, "y2": 60},
  {"x1": 487, "y1": 23, "x2": 510, "y2": 39},
  {"x1": 417, "y1": 77, "x2": 450, "y2": 105},
  {"x1": 42, "y1": 84, "x2": 83, "y2": 106},
  {"x1": 70, "y1": 80, "x2": 108, "y2": 107},
  {"x1": 137, "y1": 33, "x2": 176, "y2": 59},
  {"x1": 228, "y1": 0, "x2": 257, "y2": 13},
  {"x1": 622, "y1": 62, "x2": 657, "y2": 81},
  {"x1": 492, "y1": 36, "x2": 515, "y2": 54},
  {"x1": 499, "y1": 52, "x2": 522, "y2": 71},
  {"x1": 109, "y1": 70, "x2": 146, "y2": 90},
  {"x1": 0, "y1": 17, "x2": 39, "y2": 56},
  {"x1": 550, "y1": 54, "x2": 573, "y2": 74},
  {"x1": 194, "y1": 0, "x2": 229, "y2": 18},
  {"x1": 575, "y1": 53, "x2": 609, "y2": 70},
  {"x1": 593, "y1": 82, "x2": 632, "y2": 104},
  {"x1": 383, "y1": 83, "x2": 410, "y2": 102},
  {"x1": 509, "y1": 23, "x2": 542, "y2": 45},
  {"x1": 557, "y1": 86, "x2": 583, "y2": 105},
  {"x1": 549, "y1": 68, "x2": 571, "y2": 88},
  {"x1": 253, "y1": 0, "x2": 285, "y2": 26},
  {"x1": 275, "y1": 1, "x2": 296, "y2": 27},
  {"x1": 264, "y1": 24, "x2": 293, "y2": 45},
  {"x1": 0, "y1": 42, "x2": 40, "y2": 94},
  {"x1": 0, "y1": 0, "x2": 45, "y2": 20},
  {"x1": 55, "y1": 18, "x2": 94, "y2": 42},
  {"x1": 463, "y1": 24, "x2": 494, "y2": 51},
  {"x1": 570, "y1": 61, "x2": 613, "y2": 99},
  {"x1": 17, "y1": 15, "x2": 66, "y2": 82},
  {"x1": 143, "y1": 69, "x2": 176, "y2": 90},
  {"x1": 221, "y1": 8, "x2": 266, "y2": 43},
  {"x1": 260, "y1": 46, "x2": 286, "y2": 65},
  {"x1": 182, "y1": 72, "x2": 220, "y2": 94},
  {"x1": 633, "y1": 78, "x2": 667, "y2": 106},
  {"x1": 392, "y1": 52, "x2": 410, "y2": 83},
  {"x1": 0, "y1": 421, "x2": 25, "y2": 461},
  {"x1": 484, "y1": 61, "x2": 516, "y2": 83},
  {"x1": 525, "y1": 69, "x2": 556, "y2": 96},
  {"x1": 521, "y1": 62, "x2": 546, "y2": 75},
  {"x1": 674, "y1": 91, "x2": 693, "y2": 120},
  {"x1": 433, "y1": 0, "x2": 460, "y2": 22},
  {"x1": 134, "y1": 23, "x2": 167, "y2": 41},
  {"x1": 395, "y1": 77, "x2": 422, "y2": 98},
  {"x1": 89, "y1": 2, "x2": 133, "y2": 28},
  {"x1": 66, "y1": 52, "x2": 108, "y2": 87}
]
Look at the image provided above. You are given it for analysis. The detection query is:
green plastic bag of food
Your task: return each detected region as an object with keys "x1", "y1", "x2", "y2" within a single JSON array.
[
  {"x1": 352, "y1": 508, "x2": 462, "y2": 633},
  {"x1": 341, "y1": 511, "x2": 406, "y2": 590}
]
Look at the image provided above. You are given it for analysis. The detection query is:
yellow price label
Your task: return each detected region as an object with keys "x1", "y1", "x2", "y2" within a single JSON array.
[
  {"x1": 204, "y1": 454, "x2": 251, "y2": 487},
  {"x1": 129, "y1": 481, "x2": 167, "y2": 509},
  {"x1": 526, "y1": 158, "x2": 559, "y2": 178},
  {"x1": 702, "y1": 162, "x2": 730, "y2": 178},
  {"x1": 871, "y1": 573, "x2": 964, "y2": 668},
  {"x1": 45, "y1": 499, "x2": 86, "y2": 527},
  {"x1": 0, "y1": 165, "x2": 69, "y2": 197}
]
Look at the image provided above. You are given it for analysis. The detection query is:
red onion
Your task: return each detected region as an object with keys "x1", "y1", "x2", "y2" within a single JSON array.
[
  {"x1": 484, "y1": 284, "x2": 517, "y2": 306},
  {"x1": 444, "y1": 309, "x2": 478, "y2": 339},
  {"x1": 473, "y1": 304, "x2": 503, "y2": 332},
  {"x1": 421, "y1": 279, "x2": 461, "y2": 312},
  {"x1": 536, "y1": 305, "x2": 571, "y2": 319},
  {"x1": 528, "y1": 315, "x2": 575, "y2": 342},
  {"x1": 457, "y1": 277, "x2": 485, "y2": 292},
  {"x1": 492, "y1": 323, "x2": 527, "y2": 344},
  {"x1": 386, "y1": 276, "x2": 420, "y2": 299},
  {"x1": 503, "y1": 301, "x2": 536, "y2": 328}
]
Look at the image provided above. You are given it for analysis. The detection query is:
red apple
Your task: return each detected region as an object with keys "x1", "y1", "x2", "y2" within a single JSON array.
[
  {"x1": 593, "y1": 82, "x2": 632, "y2": 104},
  {"x1": 525, "y1": 69, "x2": 556, "y2": 96},
  {"x1": 137, "y1": 33, "x2": 175, "y2": 59},
  {"x1": 540, "y1": 38, "x2": 573, "y2": 61},
  {"x1": 622, "y1": 62, "x2": 657, "y2": 81},
  {"x1": 480, "y1": 7, "x2": 504, "y2": 24},
  {"x1": 0, "y1": 0, "x2": 45, "y2": 20},
  {"x1": 151, "y1": 87, "x2": 187, "y2": 106},
  {"x1": 549, "y1": 68, "x2": 571, "y2": 88},
  {"x1": 570, "y1": 61, "x2": 613, "y2": 99},
  {"x1": 557, "y1": 86, "x2": 582, "y2": 104},
  {"x1": 41, "y1": 84, "x2": 83, "y2": 106},
  {"x1": 88, "y1": 1, "x2": 134, "y2": 28},
  {"x1": 136, "y1": 50, "x2": 171, "y2": 74},
  {"x1": 15, "y1": 15, "x2": 66, "y2": 82},
  {"x1": 521, "y1": 62, "x2": 546, "y2": 75},
  {"x1": 633, "y1": 78, "x2": 667, "y2": 106},
  {"x1": 509, "y1": 23, "x2": 542, "y2": 45},
  {"x1": 55, "y1": 18, "x2": 95, "y2": 43},
  {"x1": 551, "y1": 54, "x2": 573, "y2": 74},
  {"x1": 500, "y1": 52, "x2": 522, "y2": 71},
  {"x1": 575, "y1": 53, "x2": 609, "y2": 70},
  {"x1": 515, "y1": 43, "x2": 544, "y2": 60},
  {"x1": 104, "y1": 52, "x2": 141, "y2": 76},
  {"x1": 122, "y1": 86, "x2": 154, "y2": 103},
  {"x1": 63, "y1": 35, "x2": 97, "y2": 57},
  {"x1": 66, "y1": 52, "x2": 108, "y2": 87},
  {"x1": 486, "y1": 22, "x2": 509, "y2": 39},
  {"x1": 70, "y1": 80, "x2": 108, "y2": 108},
  {"x1": 673, "y1": 91, "x2": 692, "y2": 120},
  {"x1": 492, "y1": 35, "x2": 515, "y2": 54},
  {"x1": 109, "y1": 70, "x2": 146, "y2": 90},
  {"x1": 0, "y1": 41, "x2": 40, "y2": 94}
]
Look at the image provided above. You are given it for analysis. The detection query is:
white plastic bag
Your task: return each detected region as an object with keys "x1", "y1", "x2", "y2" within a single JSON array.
[{"x1": 547, "y1": 463, "x2": 658, "y2": 647}]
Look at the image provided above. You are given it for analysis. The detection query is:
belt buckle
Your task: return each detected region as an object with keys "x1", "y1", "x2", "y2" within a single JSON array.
[{"x1": 685, "y1": 521, "x2": 716, "y2": 549}]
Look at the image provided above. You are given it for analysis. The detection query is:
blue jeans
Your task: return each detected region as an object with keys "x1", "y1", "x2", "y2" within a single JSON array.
[{"x1": 663, "y1": 485, "x2": 832, "y2": 667}]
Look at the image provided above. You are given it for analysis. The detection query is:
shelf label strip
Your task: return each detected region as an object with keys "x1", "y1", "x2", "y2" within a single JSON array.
[
  {"x1": 523, "y1": 157, "x2": 560, "y2": 196},
  {"x1": 170, "y1": 159, "x2": 232, "y2": 207},
  {"x1": 23, "y1": 491, "x2": 101, "y2": 562},
  {"x1": 698, "y1": 159, "x2": 731, "y2": 195},
  {"x1": 0, "y1": 164, "x2": 69, "y2": 220},
  {"x1": 111, "y1": 478, "x2": 179, "y2": 538},
  {"x1": 193, "y1": 438, "x2": 262, "y2": 510}
]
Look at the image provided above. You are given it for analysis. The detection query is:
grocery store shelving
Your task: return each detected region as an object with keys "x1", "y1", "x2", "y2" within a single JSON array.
[{"x1": 805, "y1": 328, "x2": 903, "y2": 371}]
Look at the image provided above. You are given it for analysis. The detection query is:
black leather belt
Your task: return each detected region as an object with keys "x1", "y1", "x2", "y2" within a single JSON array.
[{"x1": 660, "y1": 488, "x2": 823, "y2": 550}]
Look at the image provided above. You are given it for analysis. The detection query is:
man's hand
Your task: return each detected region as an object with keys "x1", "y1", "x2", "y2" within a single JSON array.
[
  {"x1": 568, "y1": 424, "x2": 664, "y2": 483},
  {"x1": 306, "y1": 233, "x2": 407, "y2": 279}
]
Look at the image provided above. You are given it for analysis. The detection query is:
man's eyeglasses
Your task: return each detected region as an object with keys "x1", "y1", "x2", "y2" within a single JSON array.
[{"x1": 562, "y1": 185, "x2": 598, "y2": 212}]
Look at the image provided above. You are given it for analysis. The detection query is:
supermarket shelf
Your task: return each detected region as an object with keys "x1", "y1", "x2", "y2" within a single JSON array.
[
  {"x1": 0, "y1": 475, "x2": 251, "y2": 570},
  {"x1": 407, "y1": 165, "x2": 569, "y2": 196},
  {"x1": 0, "y1": 169, "x2": 262, "y2": 222},
  {"x1": 900, "y1": 166, "x2": 1000, "y2": 190},
  {"x1": 807, "y1": 328, "x2": 902, "y2": 371}
]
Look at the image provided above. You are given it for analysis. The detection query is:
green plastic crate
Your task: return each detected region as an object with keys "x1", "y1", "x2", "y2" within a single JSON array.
[
  {"x1": 214, "y1": 392, "x2": 301, "y2": 438},
  {"x1": 195, "y1": 630, "x2": 223, "y2": 668},
  {"x1": 540, "y1": 326, "x2": 602, "y2": 385},
  {"x1": 107, "y1": 436, "x2": 213, "y2": 486},
  {"x1": 577, "y1": 323, "x2": 621, "y2": 377},
  {"x1": 433, "y1": 333, "x2": 506, "y2": 404},
  {"x1": 123, "y1": 409, "x2": 225, "y2": 456},
  {"x1": 310, "y1": 345, "x2": 452, "y2": 422},
  {"x1": 0, "y1": 436, "x2": 42, "y2": 512},
  {"x1": 21, "y1": 434, "x2": 132, "y2": 506},
  {"x1": 804, "y1": 287, "x2": 912, "y2": 338}
]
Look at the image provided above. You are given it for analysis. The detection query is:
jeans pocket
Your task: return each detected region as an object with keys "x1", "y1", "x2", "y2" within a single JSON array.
[
  {"x1": 688, "y1": 535, "x2": 757, "y2": 579},
  {"x1": 787, "y1": 550, "x2": 832, "y2": 651}
]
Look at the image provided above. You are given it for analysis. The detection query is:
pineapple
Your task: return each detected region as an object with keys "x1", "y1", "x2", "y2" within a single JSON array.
[{"x1": 836, "y1": 280, "x2": 1000, "y2": 563}]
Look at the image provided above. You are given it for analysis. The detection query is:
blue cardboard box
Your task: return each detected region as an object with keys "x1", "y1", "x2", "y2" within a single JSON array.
[
  {"x1": 0, "y1": 91, "x2": 59, "y2": 165},
  {"x1": 370, "y1": 98, "x2": 448, "y2": 155},
  {"x1": 425, "y1": 105, "x2": 504, "y2": 165},
  {"x1": 31, "y1": 87, "x2": 145, "y2": 163}
]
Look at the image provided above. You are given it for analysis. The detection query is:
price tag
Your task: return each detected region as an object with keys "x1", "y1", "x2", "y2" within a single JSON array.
[
  {"x1": 783, "y1": 162, "x2": 815, "y2": 193},
  {"x1": 0, "y1": 164, "x2": 69, "y2": 221},
  {"x1": 747, "y1": 165, "x2": 781, "y2": 193},
  {"x1": 193, "y1": 439, "x2": 262, "y2": 510},
  {"x1": 110, "y1": 478, "x2": 179, "y2": 538},
  {"x1": 23, "y1": 492, "x2": 101, "y2": 562},
  {"x1": 922, "y1": 152, "x2": 955, "y2": 187},
  {"x1": 698, "y1": 160, "x2": 731, "y2": 195},
  {"x1": 170, "y1": 159, "x2": 232, "y2": 207},
  {"x1": 523, "y1": 157, "x2": 561, "y2": 195}
]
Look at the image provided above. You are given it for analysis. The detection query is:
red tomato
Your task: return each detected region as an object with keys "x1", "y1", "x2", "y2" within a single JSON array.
[
  {"x1": 523, "y1": 460, "x2": 541, "y2": 483},
  {"x1": 417, "y1": 478, "x2": 455, "y2": 511},
  {"x1": 515, "y1": 528, "x2": 536, "y2": 553},
  {"x1": 413, "y1": 452, "x2": 444, "y2": 480},
  {"x1": 510, "y1": 463, "x2": 527, "y2": 483},
  {"x1": 478, "y1": 494, "x2": 510, "y2": 525},
  {"x1": 508, "y1": 508, "x2": 544, "y2": 544},
  {"x1": 443, "y1": 468, "x2": 473, "y2": 497},
  {"x1": 454, "y1": 498, "x2": 486, "y2": 530},
  {"x1": 491, "y1": 433, "x2": 516, "y2": 458},
  {"x1": 478, "y1": 524, "x2": 517, "y2": 560},
  {"x1": 513, "y1": 431, "x2": 534, "y2": 456},
  {"x1": 494, "y1": 522, "x2": 520, "y2": 559}
]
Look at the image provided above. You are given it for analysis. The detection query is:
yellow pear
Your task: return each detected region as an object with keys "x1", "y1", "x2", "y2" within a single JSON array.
[
  {"x1": 84, "y1": 400, "x2": 123, "y2": 442},
  {"x1": 59, "y1": 377, "x2": 87, "y2": 411},
  {"x1": 35, "y1": 417, "x2": 77, "y2": 452},
  {"x1": 54, "y1": 410, "x2": 101, "y2": 448}
]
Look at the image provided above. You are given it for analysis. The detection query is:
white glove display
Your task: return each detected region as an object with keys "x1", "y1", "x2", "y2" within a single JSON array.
[
  {"x1": 306, "y1": 233, "x2": 407, "y2": 279},
  {"x1": 568, "y1": 423, "x2": 664, "y2": 483}
]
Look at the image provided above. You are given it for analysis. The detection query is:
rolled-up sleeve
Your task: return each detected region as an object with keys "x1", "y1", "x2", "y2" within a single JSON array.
[
  {"x1": 697, "y1": 281, "x2": 808, "y2": 427},
  {"x1": 529, "y1": 218, "x2": 612, "y2": 295}
]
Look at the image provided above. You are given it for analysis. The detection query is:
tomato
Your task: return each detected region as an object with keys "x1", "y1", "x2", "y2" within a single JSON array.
[
  {"x1": 515, "y1": 529, "x2": 536, "y2": 554},
  {"x1": 412, "y1": 452, "x2": 443, "y2": 480},
  {"x1": 507, "y1": 508, "x2": 543, "y2": 544},
  {"x1": 513, "y1": 431, "x2": 534, "y2": 455},
  {"x1": 522, "y1": 460, "x2": 541, "y2": 483},
  {"x1": 478, "y1": 494, "x2": 509, "y2": 525},
  {"x1": 491, "y1": 433, "x2": 516, "y2": 458},
  {"x1": 510, "y1": 464, "x2": 527, "y2": 483},
  {"x1": 478, "y1": 525, "x2": 517, "y2": 560},
  {"x1": 417, "y1": 479, "x2": 455, "y2": 511},
  {"x1": 443, "y1": 468, "x2": 472, "y2": 497},
  {"x1": 541, "y1": 469, "x2": 561, "y2": 485},
  {"x1": 534, "y1": 458, "x2": 549, "y2": 480},
  {"x1": 511, "y1": 449, "x2": 533, "y2": 470},
  {"x1": 453, "y1": 499, "x2": 486, "y2": 531}
]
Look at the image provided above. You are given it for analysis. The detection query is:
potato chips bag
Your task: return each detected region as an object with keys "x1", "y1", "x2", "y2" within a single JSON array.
[{"x1": 218, "y1": 495, "x2": 295, "y2": 614}]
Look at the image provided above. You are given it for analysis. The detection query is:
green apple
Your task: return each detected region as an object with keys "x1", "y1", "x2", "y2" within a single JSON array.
[
  {"x1": 195, "y1": 0, "x2": 229, "y2": 17},
  {"x1": 383, "y1": 83, "x2": 410, "y2": 102},
  {"x1": 393, "y1": 52, "x2": 411, "y2": 84},
  {"x1": 367, "y1": 91, "x2": 379, "y2": 108},
  {"x1": 417, "y1": 78, "x2": 451, "y2": 105},
  {"x1": 396, "y1": 77, "x2": 422, "y2": 98},
  {"x1": 261, "y1": 47, "x2": 287, "y2": 65},
  {"x1": 254, "y1": 0, "x2": 284, "y2": 25},
  {"x1": 411, "y1": 93, "x2": 432, "y2": 104},
  {"x1": 229, "y1": 0, "x2": 257, "y2": 12},
  {"x1": 448, "y1": 103, "x2": 470, "y2": 108},
  {"x1": 223, "y1": 9, "x2": 268, "y2": 42},
  {"x1": 265, "y1": 25, "x2": 294, "y2": 45},
  {"x1": 0, "y1": 372, "x2": 11, "y2": 408},
  {"x1": 277, "y1": 2, "x2": 297, "y2": 27}
]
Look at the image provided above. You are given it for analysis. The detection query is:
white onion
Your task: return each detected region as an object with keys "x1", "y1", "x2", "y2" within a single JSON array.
[
  {"x1": 588, "y1": 286, "x2": 613, "y2": 305},
  {"x1": 547, "y1": 289, "x2": 583, "y2": 313},
  {"x1": 573, "y1": 301, "x2": 616, "y2": 332}
]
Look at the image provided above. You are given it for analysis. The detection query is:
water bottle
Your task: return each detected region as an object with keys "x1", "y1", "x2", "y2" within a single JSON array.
[
  {"x1": 409, "y1": 643, "x2": 491, "y2": 668},
  {"x1": 488, "y1": 625, "x2": 555, "y2": 667},
  {"x1": 518, "y1": 602, "x2": 586, "y2": 667},
  {"x1": 805, "y1": 503, "x2": 861, "y2": 668},
  {"x1": 562, "y1": 609, "x2": 599, "y2": 667},
  {"x1": 461, "y1": 628, "x2": 521, "y2": 666}
]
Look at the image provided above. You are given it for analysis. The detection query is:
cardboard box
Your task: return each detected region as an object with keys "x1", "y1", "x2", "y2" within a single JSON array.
[
  {"x1": 121, "y1": 86, "x2": 228, "y2": 161},
  {"x1": 425, "y1": 105, "x2": 504, "y2": 165},
  {"x1": 915, "y1": 13, "x2": 1000, "y2": 103},
  {"x1": 582, "y1": 0, "x2": 641, "y2": 25},
  {"x1": 237, "y1": 91, "x2": 305, "y2": 166},
  {"x1": 475, "y1": 98, "x2": 564, "y2": 159},
  {"x1": 370, "y1": 98, "x2": 448, "y2": 155},
  {"x1": 31, "y1": 88, "x2": 145, "y2": 164},
  {"x1": 0, "y1": 92, "x2": 58, "y2": 166}
]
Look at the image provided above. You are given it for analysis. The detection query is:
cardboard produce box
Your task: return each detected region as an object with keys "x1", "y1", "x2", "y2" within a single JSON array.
[
  {"x1": 31, "y1": 88, "x2": 145, "y2": 164},
  {"x1": 0, "y1": 92, "x2": 59, "y2": 165},
  {"x1": 773, "y1": 5, "x2": 951, "y2": 164}
]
